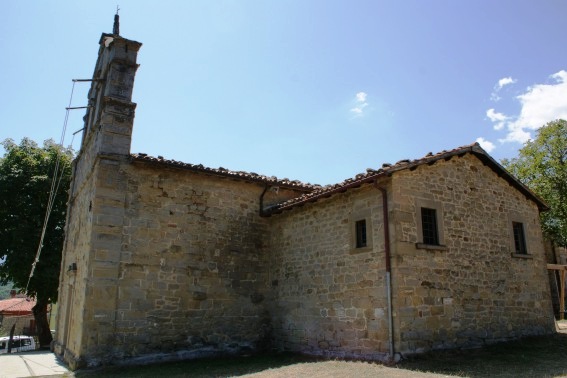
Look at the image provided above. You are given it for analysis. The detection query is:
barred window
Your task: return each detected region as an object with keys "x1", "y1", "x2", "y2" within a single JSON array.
[
  {"x1": 421, "y1": 207, "x2": 439, "y2": 245},
  {"x1": 355, "y1": 219, "x2": 367, "y2": 248}
]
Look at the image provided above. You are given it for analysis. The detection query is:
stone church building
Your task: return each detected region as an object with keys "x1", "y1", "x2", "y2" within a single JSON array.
[{"x1": 53, "y1": 25, "x2": 556, "y2": 369}]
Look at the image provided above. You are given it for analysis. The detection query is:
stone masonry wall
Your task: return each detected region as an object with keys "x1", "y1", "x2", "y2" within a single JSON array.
[
  {"x1": 55, "y1": 156, "x2": 132, "y2": 369},
  {"x1": 53, "y1": 154, "x2": 99, "y2": 365},
  {"x1": 390, "y1": 154, "x2": 555, "y2": 354},
  {"x1": 268, "y1": 184, "x2": 391, "y2": 360},
  {"x1": 92, "y1": 162, "x2": 303, "y2": 364}
]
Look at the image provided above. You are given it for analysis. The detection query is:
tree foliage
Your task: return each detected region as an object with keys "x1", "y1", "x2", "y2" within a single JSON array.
[
  {"x1": 0, "y1": 138, "x2": 73, "y2": 345},
  {"x1": 0, "y1": 282, "x2": 14, "y2": 300},
  {"x1": 502, "y1": 119, "x2": 567, "y2": 247}
]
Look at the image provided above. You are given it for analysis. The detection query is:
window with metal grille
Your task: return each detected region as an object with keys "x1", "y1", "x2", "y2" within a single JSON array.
[
  {"x1": 512, "y1": 222, "x2": 527, "y2": 254},
  {"x1": 421, "y1": 207, "x2": 439, "y2": 245},
  {"x1": 355, "y1": 219, "x2": 367, "y2": 248}
]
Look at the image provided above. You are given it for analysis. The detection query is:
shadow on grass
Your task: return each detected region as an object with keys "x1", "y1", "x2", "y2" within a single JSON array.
[
  {"x1": 74, "y1": 353, "x2": 322, "y2": 378},
  {"x1": 74, "y1": 333, "x2": 567, "y2": 378},
  {"x1": 398, "y1": 333, "x2": 567, "y2": 378}
]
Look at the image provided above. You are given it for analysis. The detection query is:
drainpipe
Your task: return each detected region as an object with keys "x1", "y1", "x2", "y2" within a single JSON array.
[
  {"x1": 259, "y1": 184, "x2": 269, "y2": 217},
  {"x1": 376, "y1": 184, "x2": 394, "y2": 360}
]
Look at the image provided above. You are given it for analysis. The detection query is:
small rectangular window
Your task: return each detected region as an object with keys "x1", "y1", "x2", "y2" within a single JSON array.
[
  {"x1": 421, "y1": 208, "x2": 439, "y2": 245},
  {"x1": 355, "y1": 219, "x2": 367, "y2": 248},
  {"x1": 512, "y1": 222, "x2": 527, "y2": 254}
]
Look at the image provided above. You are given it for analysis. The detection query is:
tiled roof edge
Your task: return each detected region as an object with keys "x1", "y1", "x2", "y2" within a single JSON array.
[
  {"x1": 130, "y1": 153, "x2": 319, "y2": 192},
  {"x1": 267, "y1": 142, "x2": 549, "y2": 214},
  {"x1": 467, "y1": 143, "x2": 549, "y2": 211},
  {"x1": 0, "y1": 297, "x2": 36, "y2": 313}
]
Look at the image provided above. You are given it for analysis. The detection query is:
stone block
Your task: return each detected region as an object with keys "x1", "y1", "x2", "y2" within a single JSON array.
[
  {"x1": 92, "y1": 266, "x2": 118, "y2": 279},
  {"x1": 95, "y1": 249, "x2": 120, "y2": 262}
]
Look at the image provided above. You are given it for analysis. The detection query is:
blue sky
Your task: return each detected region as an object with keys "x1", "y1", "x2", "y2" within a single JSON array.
[{"x1": 1, "y1": 1, "x2": 566, "y2": 185}]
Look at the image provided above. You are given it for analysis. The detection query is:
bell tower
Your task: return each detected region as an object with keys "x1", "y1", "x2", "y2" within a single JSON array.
[
  {"x1": 80, "y1": 12, "x2": 142, "y2": 157},
  {"x1": 54, "y1": 15, "x2": 142, "y2": 369}
]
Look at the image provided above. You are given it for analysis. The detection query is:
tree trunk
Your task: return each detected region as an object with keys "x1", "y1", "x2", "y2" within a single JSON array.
[{"x1": 32, "y1": 297, "x2": 53, "y2": 348}]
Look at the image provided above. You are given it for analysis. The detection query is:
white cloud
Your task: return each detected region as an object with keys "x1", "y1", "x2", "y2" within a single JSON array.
[
  {"x1": 486, "y1": 70, "x2": 567, "y2": 144},
  {"x1": 355, "y1": 92, "x2": 367, "y2": 102},
  {"x1": 490, "y1": 76, "x2": 517, "y2": 102},
  {"x1": 511, "y1": 70, "x2": 567, "y2": 131},
  {"x1": 476, "y1": 137, "x2": 495, "y2": 152},
  {"x1": 497, "y1": 77, "x2": 517, "y2": 90},
  {"x1": 350, "y1": 91, "x2": 369, "y2": 117},
  {"x1": 498, "y1": 127, "x2": 532, "y2": 144},
  {"x1": 486, "y1": 108, "x2": 508, "y2": 130}
]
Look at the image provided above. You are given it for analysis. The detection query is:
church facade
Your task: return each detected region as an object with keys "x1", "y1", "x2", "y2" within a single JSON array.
[{"x1": 53, "y1": 28, "x2": 555, "y2": 369}]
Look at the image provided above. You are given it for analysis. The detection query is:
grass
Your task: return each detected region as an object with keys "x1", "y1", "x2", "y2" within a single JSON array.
[
  {"x1": 74, "y1": 331, "x2": 567, "y2": 378},
  {"x1": 399, "y1": 332, "x2": 567, "y2": 377}
]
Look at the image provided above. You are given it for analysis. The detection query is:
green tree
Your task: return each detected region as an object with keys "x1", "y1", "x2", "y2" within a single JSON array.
[
  {"x1": 503, "y1": 119, "x2": 567, "y2": 247},
  {"x1": 0, "y1": 138, "x2": 73, "y2": 347},
  {"x1": 0, "y1": 282, "x2": 15, "y2": 299}
]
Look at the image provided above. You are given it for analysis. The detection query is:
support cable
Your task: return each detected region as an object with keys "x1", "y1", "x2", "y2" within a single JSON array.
[{"x1": 25, "y1": 80, "x2": 78, "y2": 293}]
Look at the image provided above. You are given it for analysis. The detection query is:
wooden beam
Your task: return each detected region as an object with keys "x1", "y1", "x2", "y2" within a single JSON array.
[
  {"x1": 561, "y1": 270, "x2": 566, "y2": 321},
  {"x1": 547, "y1": 264, "x2": 567, "y2": 270},
  {"x1": 546, "y1": 264, "x2": 567, "y2": 320}
]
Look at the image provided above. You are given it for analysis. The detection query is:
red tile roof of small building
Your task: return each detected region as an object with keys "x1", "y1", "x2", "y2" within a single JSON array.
[{"x1": 0, "y1": 297, "x2": 36, "y2": 316}]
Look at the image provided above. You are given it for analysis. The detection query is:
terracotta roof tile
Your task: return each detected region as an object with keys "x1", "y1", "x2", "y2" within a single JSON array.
[
  {"x1": 268, "y1": 142, "x2": 548, "y2": 214},
  {"x1": 131, "y1": 143, "x2": 548, "y2": 216},
  {"x1": 0, "y1": 297, "x2": 36, "y2": 315},
  {"x1": 130, "y1": 154, "x2": 319, "y2": 192}
]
